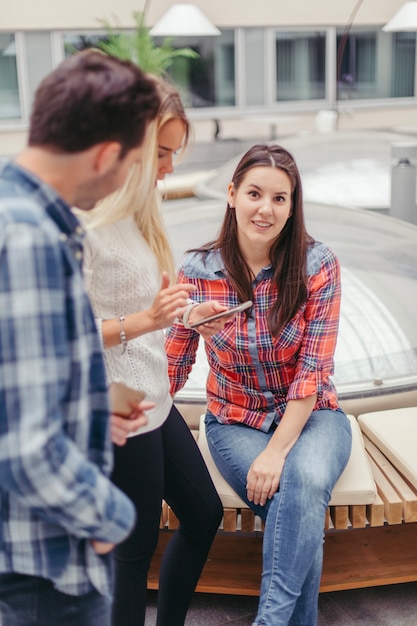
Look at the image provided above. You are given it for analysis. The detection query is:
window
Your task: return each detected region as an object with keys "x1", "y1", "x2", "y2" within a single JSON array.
[
  {"x1": 63, "y1": 33, "x2": 111, "y2": 57},
  {"x1": 161, "y1": 30, "x2": 236, "y2": 108},
  {"x1": 337, "y1": 30, "x2": 377, "y2": 99},
  {"x1": 391, "y1": 32, "x2": 415, "y2": 97},
  {"x1": 0, "y1": 34, "x2": 20, "y2": 120},
  {"x1": 275, "y1": 31, "x2": 326, "y2": 102},
  {"x1": 63, "y1": 29, "x2": 236, "y2": 109},
  {"x1": 337, "y1": 29, "x2": 416, "y2": 100}
]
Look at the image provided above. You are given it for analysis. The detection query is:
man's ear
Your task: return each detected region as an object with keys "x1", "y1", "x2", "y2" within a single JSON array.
[{"x1": 92, "y1": 142, "x2": 123, "y2": 175}]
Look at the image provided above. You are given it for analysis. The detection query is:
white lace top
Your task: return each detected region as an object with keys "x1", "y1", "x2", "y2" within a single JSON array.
[{"x1": 83, "y1": 215, "x2": 172, "y2": 436}]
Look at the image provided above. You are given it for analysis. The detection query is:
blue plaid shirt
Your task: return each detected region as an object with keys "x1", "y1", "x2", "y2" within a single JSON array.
[{"x1": 0, "y1": 160, "x2": 135, "y2": 597}]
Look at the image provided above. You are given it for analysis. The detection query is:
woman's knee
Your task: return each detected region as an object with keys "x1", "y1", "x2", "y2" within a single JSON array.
[
  {"x1": 208, "y1": 491, "x2": 224, "y2": 530},
  {"x1": 182, "y1": 488, "x2": 223, "y2": 536}
]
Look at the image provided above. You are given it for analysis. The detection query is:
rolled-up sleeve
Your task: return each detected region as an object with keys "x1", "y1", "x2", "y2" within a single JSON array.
[
  {"x1": 286, "y1": 248, "x2": 341, "y2": 401},
  {"x1": 166, "y1": 271, "x2": 201, "y2": 393}
]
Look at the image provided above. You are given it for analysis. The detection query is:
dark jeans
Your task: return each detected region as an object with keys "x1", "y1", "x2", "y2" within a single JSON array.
[
  {"x1": 111, "y1": 404, "x2": 223, "y2": 626},
  {"x1": 0, "y1": 573, "x2": 111, "y2": 626}
]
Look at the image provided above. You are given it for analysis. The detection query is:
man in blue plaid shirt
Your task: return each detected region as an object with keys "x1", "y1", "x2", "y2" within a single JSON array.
[{"x1": 0, "y1": 51, "x2": 160, "y2": 626}]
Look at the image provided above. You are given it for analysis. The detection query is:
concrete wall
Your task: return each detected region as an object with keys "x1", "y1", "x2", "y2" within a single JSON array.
[
  {"x1": 1, "y1": 0, "x2": 415, "y2": 158},
  {"x1": 0, "y1": 0, "x2": 408, "y2": 30}
]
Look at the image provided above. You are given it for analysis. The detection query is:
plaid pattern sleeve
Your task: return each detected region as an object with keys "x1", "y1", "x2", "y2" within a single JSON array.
[
  {"x1": 287, "y1": 245, "x2": 341, "y2": 402},
  {"x1": 166, "y1": 244, "x2": 341, "y2": 432},
  {"x1": 0, "y1": 162, "x2": 135, "y2": 597}
]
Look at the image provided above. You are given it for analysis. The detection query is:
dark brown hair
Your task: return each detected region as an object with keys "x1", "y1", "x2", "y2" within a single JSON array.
[
  {"x1": 195, "y1": 144, "x2": 314, "y2": 336},
  {"x1": 29, "y1": 50, "x2": 160, "y2": 157}
]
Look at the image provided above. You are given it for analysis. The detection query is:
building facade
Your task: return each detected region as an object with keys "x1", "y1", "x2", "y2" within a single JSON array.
[{"x1": 1, "y1": 0, "x2": 416, "y2": 153}]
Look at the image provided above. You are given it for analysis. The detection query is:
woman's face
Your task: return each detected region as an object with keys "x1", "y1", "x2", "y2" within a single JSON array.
[
  {"x1": 228, "y1": 165, "x2": 292, "y2": 253},
  {"x1": 156, "y1": 118, "x2": 186, "y2": 180}
]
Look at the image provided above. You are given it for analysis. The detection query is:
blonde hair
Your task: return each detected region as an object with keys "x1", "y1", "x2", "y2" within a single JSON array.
[{"x1": 80, "y1": 76, "x2": 191, "y2": 283}]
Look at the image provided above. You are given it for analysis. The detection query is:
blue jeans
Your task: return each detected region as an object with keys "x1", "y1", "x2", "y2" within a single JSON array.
[
  {"x1": 205, "y1": 408, "x2": 352, "y2": 626},
  {"x1": 0, "y1": 573, "x2": 111, "y2": 626}
]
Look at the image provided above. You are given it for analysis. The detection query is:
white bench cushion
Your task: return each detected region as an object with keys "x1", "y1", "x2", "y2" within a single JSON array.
[
  {"x1": 198, "y1": 413, "x2": 247, "y2": 508},
  {"x1": 198, "y1": 413, "x2": 376, "y2": 509},
  {"x1": 358, "y1": 406, "x2": 417, "y2": 490},
  {"x1": 330, "y1": 413, "x2": 376, "y2": 505}
]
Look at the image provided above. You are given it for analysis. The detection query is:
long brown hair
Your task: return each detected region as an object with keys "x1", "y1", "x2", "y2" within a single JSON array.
[{"x1": 194, "y1": 144, "x2": 313, "y2": 336}]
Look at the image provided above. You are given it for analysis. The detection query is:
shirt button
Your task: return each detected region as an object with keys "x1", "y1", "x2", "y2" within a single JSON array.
[
  {"x1": 75, "y1": 251, "x2": 83, "y2": 260},
  {"x1": 59, "y1": 233, "x2": 67, "y2": 242}
]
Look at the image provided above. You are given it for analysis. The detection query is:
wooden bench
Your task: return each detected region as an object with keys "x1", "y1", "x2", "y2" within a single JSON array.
[{"x1": 148, "y1": 408, "x2": 417, "y2": 595}]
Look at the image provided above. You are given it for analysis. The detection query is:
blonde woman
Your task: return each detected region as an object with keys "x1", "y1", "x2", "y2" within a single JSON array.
[{"x1": 80, "y1": 79, "x2": 223, "y2": 626}]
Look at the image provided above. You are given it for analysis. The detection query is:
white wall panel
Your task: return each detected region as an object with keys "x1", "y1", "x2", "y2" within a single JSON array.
[{"x1": 0, "y1": 0, "x2": 410, "y2": 30}]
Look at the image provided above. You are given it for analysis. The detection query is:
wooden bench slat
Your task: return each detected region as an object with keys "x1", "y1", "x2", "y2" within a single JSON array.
[
  {"x1": 168, "y1": 507, "x2": 180, "y2": 529},
  {"x1": 348, "y1": 504, "x2": 367, "y2": 528},
  {"x1": 366, "y1": 493, "x2": 385, "y2": 527},
  {"x1": 241, "y1": 508, "x2": 256, "y2": 532},
  {"x1": 364, "y1": 435, "x2": 417, "y2": 523},
  {"x1": 368, "y1": 457, "x2": 403, "y2": 525},
  {"x1": 330, "y1": 505, "x2": 349, "y2": 529},
  {"x1": 223, "y1": 508, "x2": 238, "y2": 532},
  {"x1": 160, "y1": 501, "x2": 169, "y2": 529}
]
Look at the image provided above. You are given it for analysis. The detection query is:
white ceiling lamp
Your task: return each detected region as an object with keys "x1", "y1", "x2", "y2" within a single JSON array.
[
  {"x1": 149, "y1": 3, "x2": 221, "y2": 37},
  {"x1": 383, "y1": 2, "x2": 417, "y2": 31}
]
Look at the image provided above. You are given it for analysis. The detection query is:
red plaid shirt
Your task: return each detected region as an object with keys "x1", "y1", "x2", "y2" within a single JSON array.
[{"x1": 166, "y1": 242, "x2": 341, "y2": 432}]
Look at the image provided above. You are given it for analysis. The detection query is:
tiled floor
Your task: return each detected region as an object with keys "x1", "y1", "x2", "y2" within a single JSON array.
[{"x1": 144, "y1": 581, "x2": 417, "y2": 625}]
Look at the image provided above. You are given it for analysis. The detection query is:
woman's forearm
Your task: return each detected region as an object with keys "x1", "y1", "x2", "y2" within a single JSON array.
[
  {"x1": 268, "y1": 394, "x2": 317, "y2": 459},
  {"x1": 101, "y1": 310, "x2": 157, "y2": 349}
]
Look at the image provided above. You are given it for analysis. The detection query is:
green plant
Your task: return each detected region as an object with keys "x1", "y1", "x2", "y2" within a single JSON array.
[{"x1": 97, "y1": 11, "x2": 198, "y2": 76}]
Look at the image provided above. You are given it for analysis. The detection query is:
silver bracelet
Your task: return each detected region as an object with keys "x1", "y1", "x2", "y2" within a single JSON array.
[{"x1": 119, "y1": 315, "x2": 127, "y2": 354}]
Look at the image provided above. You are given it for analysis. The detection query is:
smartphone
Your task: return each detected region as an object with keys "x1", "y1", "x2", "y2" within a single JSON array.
[
  {"x1": 189, "y1": 300, "x2": 253, "y2": 329},
  {"x1": 109, "y1": 381, "x2": 145, "y2": 417}
]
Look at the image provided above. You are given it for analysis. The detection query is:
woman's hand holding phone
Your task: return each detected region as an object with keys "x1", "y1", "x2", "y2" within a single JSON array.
[{"x1": 188, "y1": 300, "x2": 253, "y2": 338}]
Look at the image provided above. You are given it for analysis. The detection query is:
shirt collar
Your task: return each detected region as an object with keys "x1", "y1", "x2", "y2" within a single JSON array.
[
  {"x1": 210, "y1": 249, "x2": 226, "y2": 274},
  {"x1": 208, "y1": 249, "x2": 273, "y2": 276}
]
